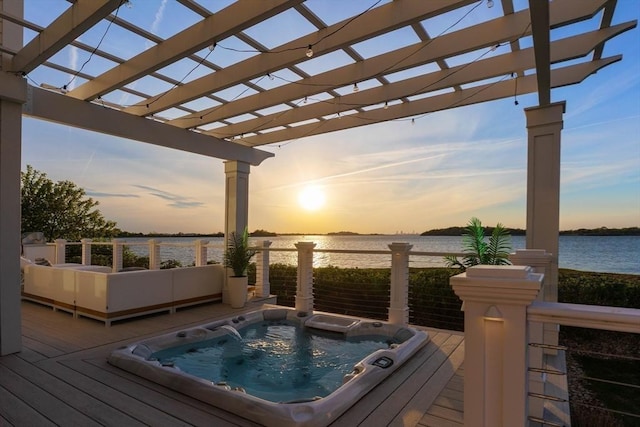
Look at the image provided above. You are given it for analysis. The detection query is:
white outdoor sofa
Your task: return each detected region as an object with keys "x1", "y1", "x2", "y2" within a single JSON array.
[{"x1": 23, "y1": 263, "x2": 224, "y2": 326}]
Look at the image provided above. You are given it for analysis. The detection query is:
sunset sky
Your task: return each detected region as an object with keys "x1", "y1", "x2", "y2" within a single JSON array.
[{"x1": 20, "y1": 0, "x2": 640, "y2": 235}]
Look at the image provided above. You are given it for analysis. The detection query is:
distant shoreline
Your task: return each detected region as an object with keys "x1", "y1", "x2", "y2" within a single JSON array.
[{"x1": 116, "y1": 226, "x2": 639, "y2": 238}]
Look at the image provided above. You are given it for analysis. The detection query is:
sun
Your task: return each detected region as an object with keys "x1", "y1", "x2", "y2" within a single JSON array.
[{"x1": 298, "y1": 185, "x2": 326, "y2": 211}]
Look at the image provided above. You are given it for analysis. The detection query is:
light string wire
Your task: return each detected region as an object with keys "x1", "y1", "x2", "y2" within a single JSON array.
[
  {"x1": 143, "y1": 0, "x2": 384, "y2": 118},
  {"x1": 64, "y1": 1, "x2": 125, "y2": 91},
  {"x1": 17, "y1": 0, "x2": 125, "y2": 88},
  {"x1": 177, "y1": 0, "x2": 489, "y2": 134},
  {"x1": 214, "y1": 0, "x2": 383, "y2": 56},
  {"x1": 212, "y1": 18, "x2": 531, "y2": 141}
]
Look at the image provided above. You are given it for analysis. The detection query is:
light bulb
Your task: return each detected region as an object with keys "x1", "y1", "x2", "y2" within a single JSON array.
[
  {"x1": 411, "y1": 118, "x2": 415, "y2": 125},
  {"x1": 384, "y1": 101, "x2": 389, "y2": 110},
  {"x1": 303, "y1": 96, "x2": 308, "y2": 104},
  {"x1": 487, "y1": 0, "x2": 494, "y2": 8},
  {"x1": 306, "y1": 45, "x2": 314, "y2": 58},
  {"x1": 353, "y1": 83, "x2": 359, "y2": 93}
]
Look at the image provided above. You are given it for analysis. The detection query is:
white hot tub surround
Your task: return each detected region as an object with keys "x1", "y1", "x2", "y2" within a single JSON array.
[{"x1": 108, "y1": 306, "x2": 430, "y2": 427}]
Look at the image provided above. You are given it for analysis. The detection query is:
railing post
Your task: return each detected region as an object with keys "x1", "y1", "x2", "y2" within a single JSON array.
[
  {"x1": 295, "y1": 241, "x2": 316, "y2": 312},
  {"x1": 148, "y1": 239, "x2": 161, "y2": 270},
  {"x1": 194, "y1": 240, "x2": 209, "y2": 266},
  {"x1": 388, "y1": 242, "x2": 412, "y2": 325},
  {"x1": 451, "y1": 265, "x2": 542, "y2": 427},
  {"x1": 81, "y1": 238, "x2": 92, "y2": 265},
  {"x1": 54, "y1": 239, "x2": 66, "y2": 264},
  {"x1": 255, "y1": 240, "x2": 272, "y2": 298},
  {"x1": 510, "y1": 249, "x2": 557, "y2": 421},
  {"x1": 112, "y1": 239, "x2": 123, "y2": 272}
]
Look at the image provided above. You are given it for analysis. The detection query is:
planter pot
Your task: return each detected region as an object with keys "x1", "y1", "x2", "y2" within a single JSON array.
[{"x1": 228, "y1": 276, "x2": 248, "y2": 308}]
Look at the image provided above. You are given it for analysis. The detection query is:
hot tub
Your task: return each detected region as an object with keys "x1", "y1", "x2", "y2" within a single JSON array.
[{"x1": 108, "y1": 306, "x2": 429, "y2": 427}]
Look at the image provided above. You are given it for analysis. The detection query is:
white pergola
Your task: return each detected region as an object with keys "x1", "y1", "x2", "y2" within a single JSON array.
[{"x1": 0, "y1": 0, "x2": 635, "y2": 355}]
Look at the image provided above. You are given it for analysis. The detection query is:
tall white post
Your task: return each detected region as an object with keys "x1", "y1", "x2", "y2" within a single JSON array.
[
  {"x1": 295, "y1": 242, "x2": 316, "y2": 312},
  {"x1": 525, "y1": 101, "x2": 565, "y2": 304},
  {"x1": 255, "y1": 240, "x2": 272, "y2": 298},
  {"x1": 112, "y1": 239, "x2": 123, "y2": 272},
  {"x1": 451, "y1": 265, "x2": 542, "y2": 427},
  {"x1": 81, "y1": 238, "x2": 92, "y2": 265},
  {"x1": 148, "y1": 239, "x2": 161, "y2": 270},
  {"x1": 223, "y1": 160, "x2": 250, "y2": 303},
  {"x1": 54, "y1": 239, "x2": 67, "y2": 264},
  {"x1": 194, "y1": 240, "x2": 208, "y2": 266},
  {"x1": 388, "y1": 242, "x2": 412, "y2": 325},
  {"x1": 0, "y1": 0, "x2": 26, "y2": 355}
]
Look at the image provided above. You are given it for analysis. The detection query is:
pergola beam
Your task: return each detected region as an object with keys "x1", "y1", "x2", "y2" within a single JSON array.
[
  {"x1": 23, "y1": 85, "x2": 273, "y2": 165},
  {"x1": 241, "y1": 57, "x2": 621, "y2": 146},
  {"x1": 169, "y1": 0, "x2": 611, "y2": 130},
  {"x1": 67, "y1": 0, "x2": 301, "y2": 101},
  {"x1": 201, "y1": 21, "x2": 634, "y2": 140},
  {"x1": 123, "y1": 0, "x2": 476, "y2": 116},
  {"x1": 529, "y1": 0, "x2": 552, "y2": 105},
  {"x1": 9, "y1": 0, "x2": 122, "y2": 74}
]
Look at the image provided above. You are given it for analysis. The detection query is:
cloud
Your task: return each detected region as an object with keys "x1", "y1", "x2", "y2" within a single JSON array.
[
  {"x1": 86, "y1": 190, "x2": 140, "y2": 198},
  {"x1": 132, "y1": 184, "x2": 205, "y2": 209}
]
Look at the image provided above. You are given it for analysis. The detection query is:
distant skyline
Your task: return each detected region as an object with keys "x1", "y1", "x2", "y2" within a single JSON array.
[{"x1": 20, "y1": 1, "x2": 640, "y2": 235}]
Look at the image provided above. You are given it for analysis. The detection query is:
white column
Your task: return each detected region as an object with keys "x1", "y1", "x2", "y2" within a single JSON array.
[
  {"x1": 525, "y1": 102, "x2": 565, "y2": 304},
  {"x1": 194, "y1": 239, "x2": 208, "y2": 266},
  {"x1": 255, "y1": 240, "x2": 272, "y2": 298},
  {"x1": 295, "y1": 242, "x2": 316, "y2": 312},
  {"x1": 0, "y1": 0, "x2": 26, "y2": 355},
  {"x1": 223, "y1": 160, "x2": 250, "y2": 303},
  {"x1": 451, "y1": 265, "x2": 542, "y2": 427},
  {"x1": 388, "y1": 242, "x2": 412, "y2": 325},
  {"x1": 81, "y1": 238, "x2": 92, "y2": 265},
  {"x1": 148, "y1": 239, "x2": 160, "y2": 270},
  {"x1": 54, "y1": 239, "x2": 67, "y2": 264},
  {"x1": 112, "y1": 239, "x2": 123, "y2": 272}
]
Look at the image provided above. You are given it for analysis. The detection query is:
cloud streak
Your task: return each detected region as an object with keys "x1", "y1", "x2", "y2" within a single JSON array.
[{"x1": 132, "y1": 184, "x2": 205, "y2": 209}]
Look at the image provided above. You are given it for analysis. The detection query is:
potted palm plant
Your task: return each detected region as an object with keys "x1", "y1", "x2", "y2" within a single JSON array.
[
  {"x1": 224, "y1": 227, "x2": 256, "y2": 308},
  {"x1": 444, "y1": 217, "x2": 512, "y2": 271}
]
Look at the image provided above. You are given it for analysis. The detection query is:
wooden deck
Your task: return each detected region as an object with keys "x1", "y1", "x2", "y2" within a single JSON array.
[{"x1": 1, "y1": 300, "x2": 464, "y2": 427}]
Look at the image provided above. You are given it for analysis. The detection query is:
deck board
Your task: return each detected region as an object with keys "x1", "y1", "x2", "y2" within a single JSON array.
[{"x1": 2, "y1": 300, "x2": 466, "y2": 427}]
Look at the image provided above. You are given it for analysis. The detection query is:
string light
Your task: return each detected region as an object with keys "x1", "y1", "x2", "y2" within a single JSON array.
[
  {"x1": 306, "y1": 45, "x2": 314, "y2": 58},
  {"x1": 411, "y1": 118, "x2": 415, "y2": 125},
  {"x1": 384, "y1": 101, "x2": 388, "y2": 109},
  {"x1": 353, "y1": 83, "x2": 359, "y2": 92}
]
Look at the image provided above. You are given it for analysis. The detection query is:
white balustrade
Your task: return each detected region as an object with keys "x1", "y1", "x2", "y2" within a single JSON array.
[
  {"x1": 255, "y1": 240, "x2": 272, "y2": 298},
  {"x1": 80, "y1": 239, "x2": 92, "y2": 265},
  {"x1": 388, "y1": 242, "x2": 412, "y2": 325},
  {"x1": 295, "y1": 241, "x2": 316, "y2": 312},
  {"x1": 148, "y1": 239, "x2": 161, "y2": 270}
]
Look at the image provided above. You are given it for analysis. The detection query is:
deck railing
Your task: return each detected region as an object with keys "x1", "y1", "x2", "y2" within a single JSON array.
[{"x1": 23, "y1": 238, "x2": 640, "y2": 426}]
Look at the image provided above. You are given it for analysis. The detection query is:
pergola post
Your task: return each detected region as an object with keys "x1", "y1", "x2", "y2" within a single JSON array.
[
  {"x1": 0, "y1": 98, "x2": 23, "y2": 356},
  {"x1": 525, "y1": 101, "x2": 565, "y2": 304},
  {"x1": 0, "y1": 0, "x2": 25, "y2": 356},
  {"x1": 224, "y1": 160, "x2": 250, "y2": 304}
]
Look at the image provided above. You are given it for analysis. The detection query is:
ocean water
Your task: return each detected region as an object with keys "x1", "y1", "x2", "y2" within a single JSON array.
[{"x1": 125, "y1": 235, "x2": 640, "y2": 275}]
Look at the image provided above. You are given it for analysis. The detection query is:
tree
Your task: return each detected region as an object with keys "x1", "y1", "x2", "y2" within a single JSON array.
[
  {"x1": 21, "y1": 165, "x2": 117, "y2": 241},
  {"x1": 444, "y1": 217, "x2": 512, "y2": 271}
]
